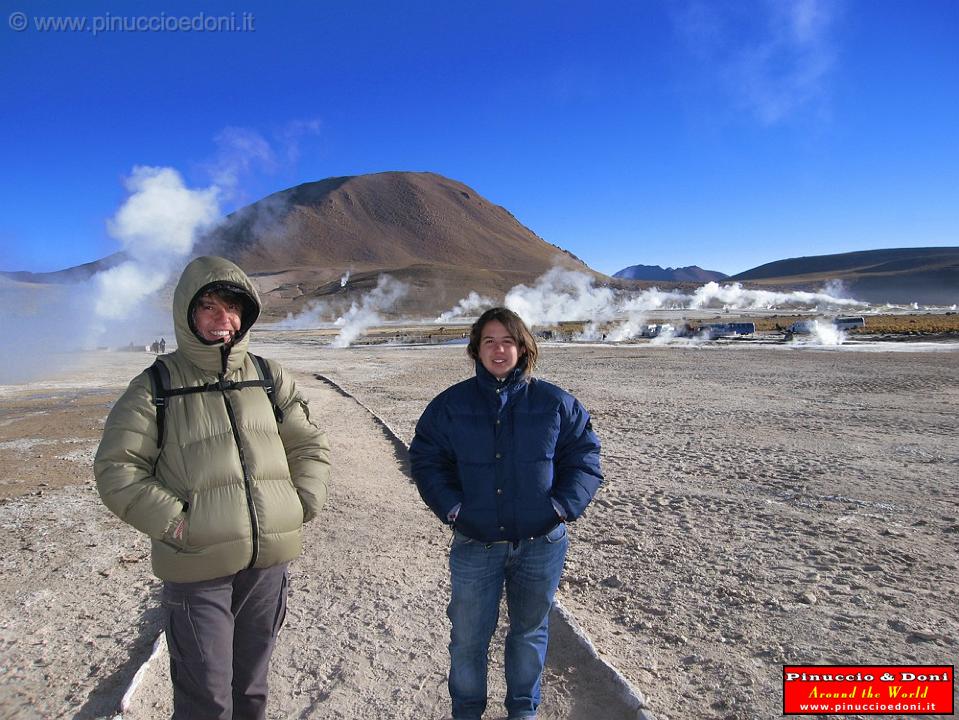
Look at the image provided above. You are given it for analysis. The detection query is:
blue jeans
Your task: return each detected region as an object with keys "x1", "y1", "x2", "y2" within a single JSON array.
[{"x1": 447, "y1": 523, "x2": 568, "y2": 720}]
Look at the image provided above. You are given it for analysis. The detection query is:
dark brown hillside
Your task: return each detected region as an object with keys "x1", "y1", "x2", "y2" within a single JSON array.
[
  {"x1": 731, "y1": 247, "x2": 959, "y2": 305},
  {"x1": 270, "y1": 264, "x2": 552, "y2": 321}
]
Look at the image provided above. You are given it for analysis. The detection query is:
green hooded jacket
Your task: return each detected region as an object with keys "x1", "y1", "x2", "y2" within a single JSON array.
[{"x1": 94, "y1": 256, "x2": 331, "y2": 582}]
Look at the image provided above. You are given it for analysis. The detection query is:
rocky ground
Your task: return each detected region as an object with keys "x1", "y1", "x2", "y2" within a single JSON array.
[
  {"x1": 1, "y1": 340, "x2": 957, "y2": 719},
  {"x1": 260, "y1": 338, "x2": 959, "y2": 720}
]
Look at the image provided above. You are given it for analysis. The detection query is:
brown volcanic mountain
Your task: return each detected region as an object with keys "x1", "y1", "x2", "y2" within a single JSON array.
[
  {"x1": 731, "y1": 247, "x2": 959, "y2": 305},
  {"x1": 196, "y1": 171, "x2": 595, "y2": 318},
  {"x1": 1, "y1": 172, "x2": 597, "y2": 320},
  {"x1": 203, "y1": 172, "x2": 585, "y2": 273}
]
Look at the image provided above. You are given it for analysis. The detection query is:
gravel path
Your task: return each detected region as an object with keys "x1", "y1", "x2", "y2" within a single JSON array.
[
  {"x1": 2, "y1": 341, "x2": 956, "y2": 720},
  {"x1": 0, "y1": 360, "x2": 645, "y2": 719}
]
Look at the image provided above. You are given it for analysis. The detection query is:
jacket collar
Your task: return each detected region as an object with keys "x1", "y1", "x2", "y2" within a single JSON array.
[{"x1": 474, "y1": 356, "x2": 529, "y2": 399}]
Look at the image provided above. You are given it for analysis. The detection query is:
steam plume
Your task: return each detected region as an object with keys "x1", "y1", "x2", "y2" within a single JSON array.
[
  {"x1": 435, "y1": 291, "x2": 495, "y2": 323},
  {"x1": 789, "y1": 319, "x2": 846, "y2": 347},
  {"x1": 0, "y1": 166, "x2": 219, "y2": 383},
  {"x1": 688, "y1": 281, "x2": 861, "y2": 310},
  {"x1": 276, "y1": 299, "x2": 333, "y2": 330},
  {"x1": 93, "y1": 167, "x2": 219, "y2": 321},
  {"x1": 503, "y1": 268, "x2": 865, "y2": 342},
  {"x1": 505, "y1": 268, "x2": 617, "y2": 326},
  {"x1": 331, "y1": 275, "x2": 409, "y2": 348}
]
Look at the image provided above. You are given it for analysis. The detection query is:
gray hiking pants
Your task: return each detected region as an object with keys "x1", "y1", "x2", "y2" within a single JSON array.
[{"x1": 161, "y1": 563, "x2": 289, "y2": 720}]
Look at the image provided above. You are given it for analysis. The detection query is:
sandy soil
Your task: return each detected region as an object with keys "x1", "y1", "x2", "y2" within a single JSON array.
[
  {"x1": 0, "y1": 348, "x2": 643, "y2": 720},
  {"x1": 1, "y1": 340, "x2": 957, "y2": 719}
]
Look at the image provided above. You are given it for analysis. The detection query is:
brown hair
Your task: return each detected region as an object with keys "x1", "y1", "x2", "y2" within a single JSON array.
[{"x1": 467, "y1": 307, "x2": 538, "y2": 376}]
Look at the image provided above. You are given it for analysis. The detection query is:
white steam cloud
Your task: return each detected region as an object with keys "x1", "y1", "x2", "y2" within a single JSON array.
[
  {"x1": 205, "y1": 119, "x2": 321, "y2": 194},
  {"x1": 207, "y1": 127, "x2": 277, "y2": 193},
  {"x1": 435, "y1": 291, "x2": 495, "y2": 323},
  {"x1": 0, "y1": 166, "x2": 219, "y2": 383},
  {"x1": 108, "y1": 167, "x2": 218, "y2": 257},
  {"x1": 275, "y1": 299, "x2": 333, "y2": 330},
  {"x1": 687, "y1": 281, "x2": 861, "y2": 311},
  {"x1": 810, "y1": 321, "x2": 845, "y2": 346},
  {"x1": 1, "y1": 123, "x2": 325, "y2": 384},
  {"x1": 788, "y1": 318, "x2": 847, "y2": 347},
  {"x1": 331, "y1": 275, "x2": 409, "y2": 348},
  {"x1": 506, "y1": 268, "x2": 618, "y2": 326},
  {"x1": 503, "y1": 267, "x2": 865, "y2": 342},
  {"x1": 93, "y1": 166, "x2": 220, "y2": 321}
]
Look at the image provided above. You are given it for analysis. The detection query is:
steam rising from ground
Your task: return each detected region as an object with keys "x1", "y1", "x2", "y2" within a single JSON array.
[
  {"x1": 93, "y1": 167, "x2": 220, "y2": 321},
  {"x1": 276, "y1": 300, "x2": 333, "y2": 330},
  {"x1": 275, "y1": 275, "x2": 410, "y2": 342},
  {"x1": 1, "y1": 167, "x2": 219, "y2": 383},
  {"x1": 505, "y1": 268, "x2": 618, "y2": 326},
  {"x1": 505, "y1": 269, "x2": 861, "y2": 324},
  {"x1": 434, "y1": 268, "x2": 868, "y2": 345},
  {"x1": 331, "y1": 276, "x2": 409, "y2": 348},
  {"x1": 435, "y1": 291, "x2": 495, "y2": 323},
  {"x1": 790, "y1": 319, "x2": 846, "y2": 347},
  {"x1": 687, "y1": 281, "x2": 861, "y2": 311}
]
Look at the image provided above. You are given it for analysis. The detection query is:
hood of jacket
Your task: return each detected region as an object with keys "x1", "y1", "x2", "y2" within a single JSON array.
[{"x1": 173, "y1": 256, "x2": 261, "y2": 374}]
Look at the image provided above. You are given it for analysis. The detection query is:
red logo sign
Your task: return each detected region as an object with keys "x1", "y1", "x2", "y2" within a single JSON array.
[{"x1": 783, "y1": 665, "x2": 953, "y2": 715}]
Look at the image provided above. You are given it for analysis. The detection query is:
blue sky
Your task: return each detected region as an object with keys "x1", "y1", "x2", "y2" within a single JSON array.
[{"x1": 1, "y1": 0, "x2": 956, "y2": 277}]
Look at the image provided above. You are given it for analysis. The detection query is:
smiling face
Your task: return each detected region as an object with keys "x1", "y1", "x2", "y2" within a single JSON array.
[
  {"x1": 478, "y1": 319, "x2": 523, "y2": 379},
  {"x1": 193, "y1": 292, "x2": 242, "y2": 344}
]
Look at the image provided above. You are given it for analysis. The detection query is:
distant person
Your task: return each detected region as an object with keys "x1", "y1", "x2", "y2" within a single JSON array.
[
  {"x1": 95, "y1": 256, "x2": 331, "y2": 720},
  {"x1": 410, "y1": 307, "x2": 603, "y2": 720},
  {"x1": 159, "y1": 337, "x2": 166, "y2": 353}
]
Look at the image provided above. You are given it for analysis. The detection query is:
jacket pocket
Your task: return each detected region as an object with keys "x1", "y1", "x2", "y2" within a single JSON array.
[
  {"x1": 187, "y1": 485, "x2": 247, "y2": 547},
  {"x1": 272, "y1": 570, "x2": 289, "y2": 638},
  {"x1": 451, "y1": 529, "x2": 475, "y2": 545},
  {"x1": 161, "y1": 592, "x2": 205, "y2": 663},
  {"x1": 545, "y1": 522, "x2": 568, "y2": 544}
]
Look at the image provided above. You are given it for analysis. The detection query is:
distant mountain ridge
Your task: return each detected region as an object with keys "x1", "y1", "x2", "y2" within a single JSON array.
[
  {"x1": 3, "y1": 174, "x2": 956, "y2": 309},
  {"x1": 0, "y1": 252, "x2": 127, "y2": 284},
  {"x1": 613, "y1": 264, "x2": 728, "y2": 282},
  {"x1": 731, "y1": 247, "x2": 959, "y2": 305}
]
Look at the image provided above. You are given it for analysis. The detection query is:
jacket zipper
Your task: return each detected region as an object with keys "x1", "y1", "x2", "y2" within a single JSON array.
[{"x1": 221, "y1": 365, "x2": 259, "y2": 568}]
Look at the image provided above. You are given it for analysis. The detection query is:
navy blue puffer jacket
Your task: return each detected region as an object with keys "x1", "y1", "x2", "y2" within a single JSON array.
[{"x1": 410, "y1": 360, "x2": 602, "y2": 542}]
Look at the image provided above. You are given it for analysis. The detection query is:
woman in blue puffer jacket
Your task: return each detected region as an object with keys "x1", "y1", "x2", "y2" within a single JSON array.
[{"x1": 410, "y1": 307, "x2": 603, "y2": 720}]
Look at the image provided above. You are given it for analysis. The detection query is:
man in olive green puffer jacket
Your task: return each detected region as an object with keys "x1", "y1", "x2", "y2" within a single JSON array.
[{"x1": 95, "y1": 255, "x2": 331, "y2": 720}]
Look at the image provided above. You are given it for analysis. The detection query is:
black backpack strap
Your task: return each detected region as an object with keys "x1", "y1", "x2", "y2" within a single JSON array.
[
  {"x1": 250, "y1": 353, "x2": 284, "y2": 423},
  {"x1": 146, "y1": 359, "x2": 172, "y2": 449},
  {"x1": 147, "y1": 356, "x2": 284, "y2": 449}
]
